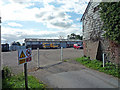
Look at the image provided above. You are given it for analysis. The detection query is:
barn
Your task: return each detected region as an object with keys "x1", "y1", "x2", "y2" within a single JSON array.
[{"x1": 25, "y1": 38, "x2": 83, "y2": 49}]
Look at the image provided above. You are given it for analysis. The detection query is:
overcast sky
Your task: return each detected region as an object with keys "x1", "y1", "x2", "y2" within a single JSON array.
[{"x1": 1, "y1": 0, "x2": 90, "y2": 44}]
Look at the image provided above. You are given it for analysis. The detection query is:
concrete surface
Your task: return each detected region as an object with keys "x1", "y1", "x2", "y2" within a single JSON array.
[{"x1": 45, "y1": 69, "x2": 119, "y2": 88}]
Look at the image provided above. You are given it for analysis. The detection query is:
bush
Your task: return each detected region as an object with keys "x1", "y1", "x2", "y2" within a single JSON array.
[
  {"x1": 2, "y1": 66, "x2": 12, "y2": 79},
  {"x1": 2, "y1": 66, "x2": 47, "y2": 89},
  {"x1": 2, "y1": 74, "x2": 47, "y2": 89}
]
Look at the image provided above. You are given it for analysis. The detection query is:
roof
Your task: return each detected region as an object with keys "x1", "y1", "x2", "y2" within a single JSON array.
[
  {"x1": 80, "y1": 1, "x2": 91, "y2": 22},
  {"x1": 25, "y1": 38, "x2": 83, "y2": 42}
]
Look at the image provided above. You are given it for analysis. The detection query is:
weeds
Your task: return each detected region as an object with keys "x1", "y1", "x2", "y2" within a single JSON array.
[
  {"x1": 2, "y1": 66, "x2": 11, "y2": 79},
  {"x1": 76, "y1": 57, "x2": 120, "y2": 78},
  {"x1": 2, "y1": 66, "x2": 46, "y2": 89}
]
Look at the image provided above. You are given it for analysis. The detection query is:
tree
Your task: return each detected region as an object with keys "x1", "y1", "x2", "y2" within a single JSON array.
[
  {"x1": 67, "y1": 33, "x2": 83, "y2": 40},
  {"x1": 16, "y1": 42, "x2": 21, "y2": 46},
  {"x1": 22, "y1": 43, "x2": 25, "y2": 46},
  {"x1": 99, "y1": 2, "x2": 120, "y2": 43},
  {"x1": 71, "y1": 33, "x2": 76, "y2": 39}
]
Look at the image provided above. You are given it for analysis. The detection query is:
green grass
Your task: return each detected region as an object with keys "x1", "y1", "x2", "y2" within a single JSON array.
[
  {"x1": 2, "y1": 74, "x2": 46, "y2": 89},
  {"x1": 76, "y1": 57, "x2": 120, "y2": 78},
  {"x1": 63, "y1": 60, "x2": 69, "y2": 62}
]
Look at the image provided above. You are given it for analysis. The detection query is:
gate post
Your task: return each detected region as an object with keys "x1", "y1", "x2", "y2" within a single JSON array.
[
  {"x1": 37, "y1": 48, "x2": 40, "y2": 68},
  {"x1": 61, "y1": 47, "x2": 63, "y2": 61}
]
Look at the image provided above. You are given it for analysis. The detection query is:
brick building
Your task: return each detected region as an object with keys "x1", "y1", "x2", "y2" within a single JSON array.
[{"x1": 81, "y1": 0, "x2": 120, "y2": 64}]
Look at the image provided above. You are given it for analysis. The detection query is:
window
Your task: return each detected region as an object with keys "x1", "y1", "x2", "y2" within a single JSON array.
[{"x1": 93, "y1": 6, "x2": 99, "y2": 13}]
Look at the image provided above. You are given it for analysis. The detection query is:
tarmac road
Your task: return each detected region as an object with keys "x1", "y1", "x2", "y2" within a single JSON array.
[{"x1": 2, "y1": 48, "x2": 119, "y2": 88}]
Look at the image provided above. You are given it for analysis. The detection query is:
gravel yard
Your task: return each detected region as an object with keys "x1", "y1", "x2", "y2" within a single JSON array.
[{"x1": 2, "y1": 48, "x2": 83, "y2": 74}]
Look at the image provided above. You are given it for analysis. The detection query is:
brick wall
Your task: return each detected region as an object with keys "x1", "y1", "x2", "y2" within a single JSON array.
[{"x1": 84, "y1": 39, "x2": 120, "y2": 64}]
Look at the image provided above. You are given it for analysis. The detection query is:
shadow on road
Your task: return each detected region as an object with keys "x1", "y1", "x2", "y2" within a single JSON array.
[
  {"x1": 28, "y1": 61, "x2": 63, "y2": 72},
  {"x1": 39, "y1": 61, "x2": 63, "y2": 69}
]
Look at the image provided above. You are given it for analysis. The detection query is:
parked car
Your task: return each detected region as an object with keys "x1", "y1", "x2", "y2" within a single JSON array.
[{"x1": 73, "y1": 44, "x2": 83, "y2": 49}]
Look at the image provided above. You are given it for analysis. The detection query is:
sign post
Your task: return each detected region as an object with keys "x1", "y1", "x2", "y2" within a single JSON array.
[
  {"x1": 18, "y1": 48, "x2": 32, "y2": 89},
  {"x1": 24, "y1": 63, "x2": 28, "y2": 90}
]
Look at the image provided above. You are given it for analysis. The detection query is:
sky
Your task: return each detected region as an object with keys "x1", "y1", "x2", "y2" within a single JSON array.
[{"x1": 1, "y1": 0, "x2": 90, "y2": 44}]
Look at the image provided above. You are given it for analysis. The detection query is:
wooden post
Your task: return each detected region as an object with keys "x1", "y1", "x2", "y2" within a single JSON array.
[{"x1": 24, "y1": 63, "x2": 28, "y2": 90}]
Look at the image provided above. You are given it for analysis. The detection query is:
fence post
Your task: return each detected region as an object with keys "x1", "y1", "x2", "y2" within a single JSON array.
[
  {"x1": 102, "y1": 53, "x2": 105, "y2": 67},
  {"x1": 61, "y1": 47, "x2": 63, "y2": 61},
  {"x1": 37, "y1": 48, "x2": 40, "y2": 68}
]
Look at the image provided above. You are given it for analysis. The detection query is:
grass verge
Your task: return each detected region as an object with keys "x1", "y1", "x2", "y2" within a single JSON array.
[
  {"x1": 76, "y1": 57, "x2": 120, "y2": 78},
  {"x1": 2, "y1": 66, "x2": 46, "y2": 89}
]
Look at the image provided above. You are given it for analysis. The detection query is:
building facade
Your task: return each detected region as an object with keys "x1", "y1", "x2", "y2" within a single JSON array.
[
  {"x1": 25, "y1": 38, "x2": 83, "y2": 49},
  {"x1": 81, "y1": 1, "x2": 120, "y2": 64}
]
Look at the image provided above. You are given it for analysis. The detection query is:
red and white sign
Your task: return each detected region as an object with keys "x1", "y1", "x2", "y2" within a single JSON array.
[{"x1": 26, "y1": 48, "x2": 32, "y2": 62}]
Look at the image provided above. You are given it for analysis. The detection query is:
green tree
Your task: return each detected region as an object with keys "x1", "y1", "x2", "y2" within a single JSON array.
[
  {"x1": 16, "y1": 42, "x2": 21, "y2": 46},
  {"x1": 67, "y1": 33, "x2": 83, "y2": 40},
  {"x1": 99, "y1": 2, "x2": 120, "y2": 43},
  {"x1": 76, "y1": 35, "x2": 83, "y2": 40},
  {"x1": 22, "y1": 43, "x2": 25, "y2": 46}
]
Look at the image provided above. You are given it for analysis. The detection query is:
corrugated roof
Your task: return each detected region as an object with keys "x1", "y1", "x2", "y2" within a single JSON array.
[{"x1": 25, "y1": 38, "x2": 82, "y2": 42}]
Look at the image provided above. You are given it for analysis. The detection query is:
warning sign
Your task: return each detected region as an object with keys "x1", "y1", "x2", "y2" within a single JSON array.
[
  {"x1": 20, "y1": 51, "x2": 26, "y2": 58},
  {"x1": 26, "y1": 48, "x2": 32, "y2": 63},
  {"x1": 18, "y1": 49, "x2": 26, "y2": 65},
  {"x1": 26, "y1": 49, "x2": 31, "y2": 57},
  {"x1": 18, "y1": 48, "x2": 32, "y2": 65},
  {"x1": 19, "y1": 58, "x2": 26, "y2": 64}
]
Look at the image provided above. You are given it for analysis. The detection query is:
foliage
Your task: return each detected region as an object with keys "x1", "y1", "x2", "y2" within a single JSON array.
[
  {"x1": 3, "y1": 66, "x2": 12, "y2": 78},
  {"x1": 16, "y1": 42, "x2": 21, "y2": 46},
  {"x1": 22, "y1": 43, "x2": 25, "y2": 46},
  {"x1": 99, "y1": 2, "x2": 120, "y2": 43},
  {"x1": 2, "y1": 74, "x2": 46, "y2": 89},
  {"x1": 76, "y1": 57, "x2": 120, "y2": 78},
  {"x1": 67, "y1": 33, "x2": 83, "y2": 40}
]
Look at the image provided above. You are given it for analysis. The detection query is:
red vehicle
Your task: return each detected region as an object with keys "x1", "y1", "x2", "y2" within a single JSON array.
[{"x1": 73, "y1": 44, "x2": 83, "y2": 49}]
